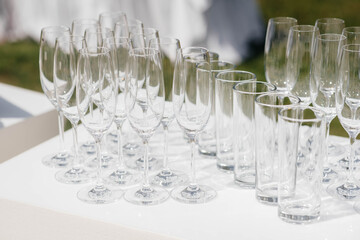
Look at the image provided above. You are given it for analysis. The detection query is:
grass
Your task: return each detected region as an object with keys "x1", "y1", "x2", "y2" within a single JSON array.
[{"x1": 1, "y1": 0, "x2": 359, "y2": 137}]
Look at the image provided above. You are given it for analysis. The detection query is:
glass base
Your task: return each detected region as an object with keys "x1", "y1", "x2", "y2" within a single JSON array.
[
  {"x1": 328, "y1": 143, "x2": 346, "y2": 158},
  {"x1": 79, "y1": 141, "x2": 96, "y2": 156},
  {"x1": 278, "y1": 207, "x2": 320, "y2": 224},
  {"x1": 216, "y1": 162, "x2": 234, "y2": 173},
  {"x1": 327, "y1": 180, "x2": 360, "y2": 200},
  {"x1": 42, "y1": 151, "x2": 73, "y2": 168},
  {"x1": 123, "y1": 142, "x2": 143, "y2": 157},
  {"x1": 198, "y1": 144, "x2": 216, "y2": 157},
  {"x1": 322, "y1": 167, "x2": 338, "y2": 183},
  {"x1": 234, "y1": 172, "x2": 255, "y2": 189},
  {"x1": 126, "y1": 156, "x2": 162, "y2": 171},
  {"x1": 77, "y1": 185, "x2": 123, "y2": 204},
  {"x1": 338, "y1": 156, "x2": 360, "y2": 170},
  {"x1": 151, "y1": 169, "x2": 188, "y2": 188},
  {"x1": 256, "y1": 186, "x2": 278, "y2": 205},
  {"x1": 86, "y1": 153, "x2": 116, "y2": 169},
  {"x1": 105, "y1": 168, "x2": 142, "y2": 186},
  {"x1": 55, "y1": 167, "x2": 95, "y2": 184},
  {"x1": 171, "y1": 184, "x2": 217, "y2": 204},
  {"x1": 124, "y1": 185, "x2": 169, "y2": 206}
]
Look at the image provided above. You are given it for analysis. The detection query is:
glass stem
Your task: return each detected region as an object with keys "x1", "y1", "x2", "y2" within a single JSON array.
[
  {"x1": 143, "y1": 139, "x2": 150, "y2": 188},
  {"x1": 117, "y1": 124, "x2": 125, "y2": 169},
  {"x1": 57, "y1": 111, "x2": 65, "y2": 152},
  {"x1": 189, "y1": 137, "x2": 197, "y2": 186},
  {"x1": 95, "y1": 138, "x2": 104, "y2": 187},
  {"x1": 163, "y1": 125, "x2": 169, "y2": 170},
  {"x1": 347, "y1": 134, "x2": 356, "y2": 182},
  {"x1": 324, "y1": 119, "x2": 331, "y2": 168},
  {"x1": 71, "y1": 123, "x2": 79, "y2": 168}
]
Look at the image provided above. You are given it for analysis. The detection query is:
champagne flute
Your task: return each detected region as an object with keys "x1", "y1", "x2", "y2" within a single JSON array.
[
  {"x1": 53, "y1": 35, "x2": 94, "y2": 184},
  {"x1": 327, "y1": 44, "x2": 360, "y2": 200},
  {"x1": 315, "y1": 18, "x2": 345, "y2": 34},
  {"x1": 104, "y1": 37, "x2": 142, "y2": 186},
  {"x1": 149, "y1": 37, "x2": 188, "y2": 187},
  {"x1": 310, "y1": 34, "x2": 346, "y2": 183},
  {"x1": 124, "y1": 48, "x2": 169, "y2": 205},
  {"x1": 171, "y1": 47, "x2": 216, "y2": 204},
  {"x1": 71, "y1": 18, "x2": 99, "y2": 36},
  {"x1": 39, "y1": 26, "x2": 73, "y2": 168},
  {"x1": 265, "y1": 17, "x2": 298, "y2": 92},
  {"x1": 342, "y1": 27, "x2": 360, "y2": 44},
  {"x1": 130, "y1": 27, "x2": 159, "y2": 49},
  {"x1": 114, "y1": 18, "x2": 143, "y2": 39},
  {"x1": 76, "y1": 47, "x2": 123, "y2": 204},
  {"x1": 99, "y1": 11, "x2": 127, "y2": 31}
]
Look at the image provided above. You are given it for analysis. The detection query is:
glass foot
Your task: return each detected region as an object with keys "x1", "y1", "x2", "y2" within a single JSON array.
[
  {"x1": 126, "y1": 156, "x2": 162, "y2": 171},
  {"x1": 77, "y1": 185, "x2": 123, "y2": 204},
  {"x1": 124, "y1": 185, "x2": 169, "y2": 205},
  {"x1": 151, "y1": 169, "x2": 188, "y2": 188},
  {"x1": 55, "y1": 167, "x2": 95, "y2": 184},
  {"x1": 338, "y1": 156, "x2": 360, "y2": 170},
  {"x1": 327, "y1": 180, "x2": 360, "y2": 200},
  {"x1": 106, "y1": 168, "x2": 142, "y2": 186},
  {"x1": 123, "y1": 142, "x2": 143, "y2": 157},
  {"x1": 171, "y1": 184, "x2": 217, "y2": 204},
  {"x1": 42, "y1": 151, "x2": 73, "y2": 168},
  {"x1": 79, "y1": 141, "x2": 96, "y2": 156},
  {"x1": 86, "y1": 153, "x2": 116, "y2": 169},
  {"x1": 322, "y1": 167, "x2": 338, "y2": 183}
]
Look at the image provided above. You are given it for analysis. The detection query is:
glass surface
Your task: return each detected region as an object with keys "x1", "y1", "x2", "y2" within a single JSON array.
[{"x1": 315, "y1": 18, "x2": 345, "y2": 34}]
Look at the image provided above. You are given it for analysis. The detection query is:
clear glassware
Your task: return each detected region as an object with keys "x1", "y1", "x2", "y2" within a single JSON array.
[
  {"x1": 286, "y1": 25, "x2": 319, "y2": 105},
  {"x1": 327, "y1": 44, "x2": 360, "y2": 201},
  {"x1": 315, "y1": 18, "x2": 345, "y2": 34},
  {"x1": 124, "y1": 48, "x2": 169, "y2": 205},
  {"x1": 130, "y1": 27, "x2": 159, "y2": 49},
  {"x1": 171, "y1": 47, "x2": 216, "y2": 204},
  {"x1": 310, "y1": 34, "x2": 347, "y2": 183},
  {"x1": 342, "y1": 27, "x2": 360, "y2": 44},
  {"x1": 39, "y1": 25, "x2": 73, "y2": 168},
  {"x1": 53, "y1": 35, "x2": 94, "y2": 184},
  {"x1": 265, "y1": 17, "x2": 298, "y2": 92},
  {"x1": 76, "y1": 47, "x2": 123, "y2": 204},
  {"x1": 99, "y1": 11, "x2": 127, "y2": 31},
  {"x1": 114, "y1": 18, "x2": 143, "y2": 39},
  {"x1": 103, "y1": 37, "x2": 142, "y2": 186},
  {"x1": 148, "y1": 37, "x2": 188, "y2": 188},
  {"x1": 71, "y1": 18, "x2": 99, "y2": 36}
]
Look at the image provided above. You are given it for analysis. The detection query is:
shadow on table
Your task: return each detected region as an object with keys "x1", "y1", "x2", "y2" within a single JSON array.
[{"x1": 0, "y1": 96, "x2": 32, "y2": 118}]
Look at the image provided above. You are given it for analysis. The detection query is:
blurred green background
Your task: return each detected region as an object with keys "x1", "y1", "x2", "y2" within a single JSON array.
[{"x1": 1, "y1": 0, "x2": 360, "y2": 137}]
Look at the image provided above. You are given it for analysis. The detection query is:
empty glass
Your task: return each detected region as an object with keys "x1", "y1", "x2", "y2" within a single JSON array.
[
  {"x1": 255, "y1": 93, "x2": 300, "y2": 205},
  {"x1": 71, "y1": 18, "x2": 99, "y2": 36},
  {"x1": 265, "y1": 17, "x2": 298, "y2": 92},
  {"x1": 233, "y1": 81, "x2": 276, "y2": 188},
  {"x1": 130, "y1": 27, "x2": 159, "y2": 49},
  {"x1": 198, "y1": 60, "x2": 235, "y2": 157},
  {"x1": 215, "y1": 70, "x2": 256, "y2": 172},
  {"x1": 315, "y1": 18, "x2": 345, "y2": 34},
  {"x1": 278, "y1": 106, "x2": 326, "y2": 224},
  {"x1": 39, "y1": 26, "x2": 73, "y2": 168},
  {"x1": 171, "y1": 47, "x2": 216, "y2": 204},
  {"x1": 99, "y1": 11, "x2": 127, "y2": 31},
  {"x1": 342, "y1": 27, "x2": 360, "y2": 44}
]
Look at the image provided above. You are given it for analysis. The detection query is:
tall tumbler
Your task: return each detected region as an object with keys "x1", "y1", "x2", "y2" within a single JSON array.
[
  {"x1": 198, "y1": 60, "x2": 235, "y2": 157},
  {"x1": 278, "y1": 106, "x2": 326, "y2": 224},
  {"x1": 233, "y1": 81, "x2": 276, "y2": 188},
  {"x1": 255, "y1": 93, "x2": 300, "y2": 205},
  {"x1": 215, "y1": 71, "x2": 257, "y2": 172}
]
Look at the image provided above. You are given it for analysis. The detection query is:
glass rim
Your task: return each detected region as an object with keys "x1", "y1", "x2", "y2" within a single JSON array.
[
  {"x1": 72, "y1": 18, "x2": 98, "y2": 25},
  {"x1": 279, "y1": 106, "x2": 325, "y2": 123},
  {"x1": 84, "y1": 26, "x2": 113, "y2": 34},
  {"x1": 79, "y1": 46, "x2": 111, "y2": 56},
  {"x1": 129, "y1": 47, "x2": 160, "y2": 57},
  {"x1": 215, "y1": 70, "x2": 256, "y2": 83},
  {"x1": 131, "y1": 27, "x2": 158, "y2": 36},
  {"x1": 342, "y1": 26, "x2": 360, "y2": 34},
  {"x1": 317, "y1": 33, "x2": 346, "y2": 41},
  {"x1": 269, "y1": 17, "x2": 297, "y2": 24},
  {"x1": 315, "y1": 17, "x2": 345, "y2": 24},
  {"x1": 56, "y1": 34, "x2": 84, "y2": 43},
  {"x1": 149, "y1": 37, "x2": 180, "y2": 46},
  {"x1": 210, "y1": 60, "x2": 235, "y2": 72},
  {"x1": 233, "y1": 80, "x2": 276, "y2": 95},
  {"x1": 41, "y1": 25, "x2": 70, "y2": 34},
  {"x1": 291, "y1": 25, "x2": 318, "y2": 32},
  {"x1": 342, "y1": 44, "x2": 360, "y2": 52},
  {"x1": 255, "y1": 92, "x2": 300, "y2": 108}
]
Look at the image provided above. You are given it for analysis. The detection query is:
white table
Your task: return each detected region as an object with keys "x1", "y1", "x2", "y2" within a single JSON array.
[
  {"x1": 0, "y1": 123, "x2": 359, "y2": 240},
  {"x1": 0, "y1": 83, "x2": 58, "y2": 162}
]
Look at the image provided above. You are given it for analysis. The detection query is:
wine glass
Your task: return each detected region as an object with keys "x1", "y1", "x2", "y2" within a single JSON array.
[
  {"x1": 99, "y1": 11, "x2": 127, "y2": 31},
  {"x1": 39, "y1": 26, "x2": 73, "y2": 168},
  {"x1": 310, "y1": 34, "x2": 346, "y2": 183},
  {"x1": 103, "y1": 37, "x2": 142, "y2": 186},
  {"x1": 327, "y1": 44, "x2": 360, "y2": 200},
  {"x1": 76, "y1": 47, "x2": 123, "y2": 204},
  {"x1": 265, "y1": 17, "x2": 298, "y2": 92},
  {"x1": 53, "y1": 35, "x2": 94, "y2": 184},
  {"x1": 286, "y1": 25, "x2": 319, "y2": 105},
  {"x1": 315, "y1": 18, "x2": 345, "y2": 34},
  {"x1": 171, "y1": 47, "x2": 216, "y2": 204},
  {"x1": 124, "y1": 48, "x2": 169, "y2": 205},
  {"x1": 342, "y1": 27, "x2": 360, "y2": 44},
  {"x1": 130, "y1": 27, "x2": 159, "y2": 49},
  {"x1": 71, "y1": 18, "x2": 99, "y2": 36},
  {"x1": 148, "y1": 37, "x2": 188, "y2": 187}
]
